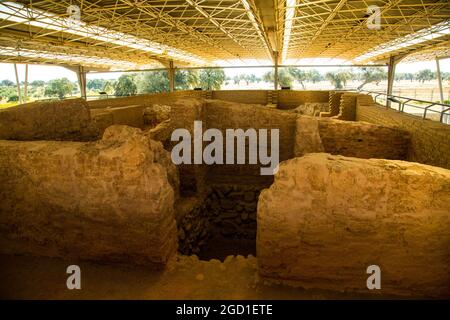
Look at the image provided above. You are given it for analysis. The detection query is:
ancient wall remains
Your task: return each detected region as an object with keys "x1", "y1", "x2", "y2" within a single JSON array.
[
  {"x1": 90, "y1": 105, "x2": 146, "y2": 132},
  {"x1": 0, "y1": 126, "x2": 178, "y2": 267},
  {"x1": 87, "y1": 90, "x2": 204, "y2": 109},
  {"x1": 176, "y1": 180, "x2": 264, "y2": 260},
  {"x1": 317, "y1": 119, "x2": 409, "y2": 160},
  {"x1": 257, "y1": 153, "x2": 450, "y2": 298},
  {"x1": 277, "y1": 90, "x2": 329, "y2": 109},
  {"x1": 356, "y1": 98, "x2": 450, "y2": 169},
  {"x1": 0, "y1": 98, "x2": 98, "y2": 141},
  {"x1": 211, "y1": 90, "x2": 268, "y2": 105},
  {"x1": 294, "y1": 116, "x2": 410, "y2": 160},
  {"x1": 204, "y1": 99, "x2": 297, "y2": 175}
]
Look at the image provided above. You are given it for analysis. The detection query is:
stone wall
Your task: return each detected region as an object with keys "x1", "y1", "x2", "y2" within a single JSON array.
[
  {"x1": 90, "y1": 105, "x2": 145, "y2": 132},
  {"x1": 317, "y1": 118, "x2": 409, "y2": 159},
  {"x1": 320, "y1": 91, "x2": 342, "y2": 117},
  {"x1": 87, "y1": 90, "x2": 331, "y2": 111},
  {"x1": 0, "y1": 125, "x2": 178, "y2": 267},
  {"x1": 257, "y1": 153, "x2": 450, "y2": 298},
  {"x1": 277, "y1": 90, "x2": 329, "y2": 109},
  {"x1": 175, "y1": 196, "x2": 210, "y2": 256},
  {"x1": 211, "y1": 90, "x2": 268, "y2": 105},
  {"x1": 87, "y1": 90, "x2": 204, "y2": 109},
  {"x1": 291, "y1": 103, "x2": 329, "y2": 116},
  {"x1": 294, "y1": 116, "x2": 410, "y2": 160},
  {"x1": 0, "y1": 98, "x2": 98, "y2": 141},
  {"x1": 204, "y1": 99, "x2": 297, "y2": 177},
  {"x1": 175, "y1": 179, "x2": 265, "y2": 260},
  {"x1": 356, "y1": 98, "x2": 450, "y2": 169},
  {"x1": 333, "y1": 92, "x2": 358, "y2": 121}
]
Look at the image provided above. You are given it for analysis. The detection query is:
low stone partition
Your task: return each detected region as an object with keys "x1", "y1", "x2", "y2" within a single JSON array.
[
  {"x1": 356, "y1": 97, "x2": 450, "y2": 170},
  {"x1": 0, "y1": 125, "x2": 178, "y2": 268},
  {"x1": 0, "y1": 98, "x2": 98, "y2": 141},
  {"x1": 257, "y1": 154, "x2": 450, "y2": 297},
  {"x1": 87, "y1": 90, "x2": 204, "y2": 109},
  {"x1": 90, "y1": 105, "x2": 145, "y2": 132},
  {"x1": 204, "y1": 99, "x2": 297, "y2": 163},
  {"x1": 294, "y1": 116, "x2": 409, "y2": 160}
]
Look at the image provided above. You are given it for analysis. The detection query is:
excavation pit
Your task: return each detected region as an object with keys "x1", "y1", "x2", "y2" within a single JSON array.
[{"x1": 176, "y1": 175, "x2": 272, "y2": 261}]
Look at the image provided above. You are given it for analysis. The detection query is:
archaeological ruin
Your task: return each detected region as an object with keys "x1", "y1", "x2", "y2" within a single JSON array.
[
  {"x1": 0, "y1": 89, "x2": 449, "y2": 299},
  {"x1": 0, "y1": 0, "x2": 449, "y2": 302}
]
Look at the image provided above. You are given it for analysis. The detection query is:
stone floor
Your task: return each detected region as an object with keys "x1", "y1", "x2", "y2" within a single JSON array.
[{"x1": 0, "y1": 254, "x2": 403, "y2": 299}]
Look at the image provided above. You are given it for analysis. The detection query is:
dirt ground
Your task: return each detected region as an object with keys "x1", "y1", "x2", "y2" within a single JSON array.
[{"x1": 0, "y1": 253, "x2": 402, "y2": 300}]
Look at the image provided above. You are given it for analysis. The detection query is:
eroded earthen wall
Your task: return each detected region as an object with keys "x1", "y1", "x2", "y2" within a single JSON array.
[
  {"x1": 277, "y1": 90, "x2": 329, "y2": 109},
  {"x1": 0, "y1": 98, "x2": 98, "y2": 141},
  {"x1": 204, "y1": 99, "x2": 297, "y2": 177},
  {"x1": 86, "y1": 91, "x2": 204, "y2": 109},
  {"x1": 0, "y1": 125, "x2": 178, "y2": 267},
  {"x1": 257, "y1": 153, "x2": 450, "y2": 297},
  {"x1": 317, "y1": 119, "x2": 409, "y2": 159},
  {"x1": 356, "y1": 99, "x2": 450, "y2": 169},
  {"x1": 294, "y1": 116, "x2": 410, "y2": 160}
]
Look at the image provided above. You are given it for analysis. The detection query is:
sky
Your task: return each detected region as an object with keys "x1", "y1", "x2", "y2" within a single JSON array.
[{"x1": 0, "y1": 59, "x2": 448, "y2": 83}]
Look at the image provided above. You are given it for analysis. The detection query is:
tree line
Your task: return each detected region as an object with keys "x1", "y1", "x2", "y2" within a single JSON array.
[{"x1": 1, "y1": 68, "x2": 448, "y2": 102}]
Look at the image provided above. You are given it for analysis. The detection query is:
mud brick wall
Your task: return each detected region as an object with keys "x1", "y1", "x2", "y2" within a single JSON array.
[
  {"x1": 211, "y1": 90, "x2": 268, "y2": 105},
  {"x1": 356, "y1": 99, "x2": 450, "y2": 169},
  {"x1": 87, "y1": 90, "x2": 204, "y2": 109},
  {"x1": 167, "y1": 98, "x2": 208, "y2": 196},
  {"x1": 317, "y1": 119, "x2": 409, "y2": 160},
  {"x1": 204, "y1": 99, "x2": 297, "y2": 177},
  {"x1": 0, "y1": 98, "x2": 98, "y2": 141},
  {"x1": 277, "y1": 90, "x2": 329, "y2": 109},
  {"x1": 294, "y1": 116, "x2": 409, "y2": 160},
  {"x1": 90, "y1": 105, "x2": 145, "y2": 132},
  {"x1": 328, "y1": 91, "x2": 343, "y2": 116},
  {"x1": 334, "y1": 92, "x2": 358, "y2": 121},
  {"x1": 0, "y1": 126, "x2": 178, "y2": 267},
  {"x1": 258, "y1": 153, "x2": 450, "y2": 298}
]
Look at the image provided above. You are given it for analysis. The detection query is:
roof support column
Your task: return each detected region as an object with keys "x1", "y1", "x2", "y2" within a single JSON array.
[
  {"x1": 435, "y1": 57, "x2": 444, "y2": 103},
  {"x1": 436, "y1": 57, "x2": 447, "y2": 124},
  {"x1": 76, "y1": 65, "x2": 87, "y2": 100},
  {"x1": 24, "y1": 64, "x2": 28, "y2": 103},
  {"x1": 13, "y1": 63, "x2": 22, "y2": 104},
  {"x1": 274, "y1": 51, "x2": 279, "y2": 90},
  {"x1": 168, "y1": 60, "x2": 175, "y2": 92},
  {"x1": 386, "y1": 56, "x2": 398, "y2": 108}
]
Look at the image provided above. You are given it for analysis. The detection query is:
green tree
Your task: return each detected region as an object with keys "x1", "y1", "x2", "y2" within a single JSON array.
[
  {"x1": 102, "y1": 81, "x2": 115, "y2": 95},
  {"x1": 44, "y1": 78, "x2": 74, "y2": 99},
  {"x1": 87, "y1": 79, "x2": 106, "y2": 91},
  {"x1": 1, "y1": 79, "x2": 15, "y2": 87},
  {"x1": 175, "y1": 70, "x2": 199, "y2": 90},
  {"x1": 0, "y1": 86, "x2": 17, "y2": 101},
  {"x1": 325, "y1": 70, "x2": 352, "y2": 89},
  {"x1": 263, "y1": 69, "x2": 293, "y2": 87},
  {"x1": 30, "y1": 80, "x2": 45, "y2": 87},
  {"x1": 357, "y1": 67, "x2": 387, "y2": 90},
  {"x1": 198, "y1": 68, "x2": 225, "y2": 90},
  {"x1": 307, "y1": 69, "x2": 323, "y2": 83},
  {"x1": 415, "y1": 69, "x2": 435, "y2": 83},
  {"x1": 114, "y1": 74, "x2": 137, "y2": 96},
  {"x1": 288, "y1": 68, "x2": 308, "y2": 89},
  {"x1": 136, "y1": 71, "x2": 169, "y2": 93}
]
